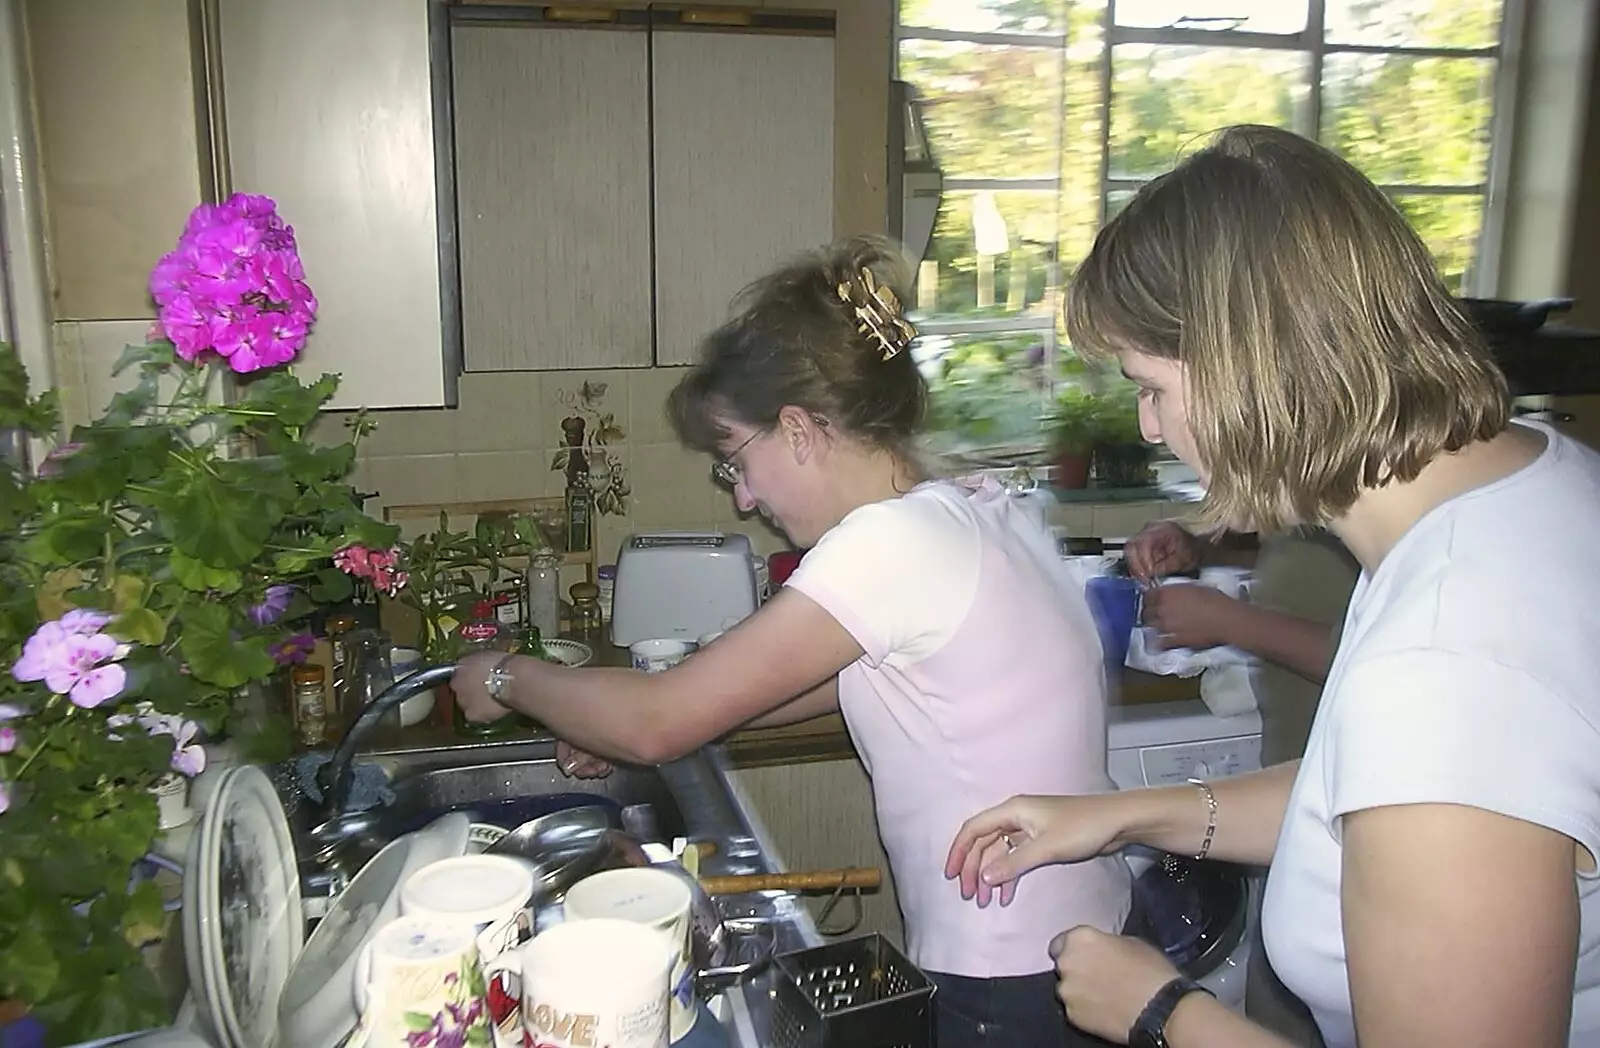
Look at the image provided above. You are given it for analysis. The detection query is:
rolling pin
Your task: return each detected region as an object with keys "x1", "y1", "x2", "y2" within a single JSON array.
[{"x1": 698, "y1": 867, "x2": 882, "y2": 895}]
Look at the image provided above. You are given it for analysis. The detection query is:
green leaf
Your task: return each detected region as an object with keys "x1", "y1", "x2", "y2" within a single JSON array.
[
  {"x1": 163, "y1": 464, "x2": 292, "y2": 568},
  {"x1": 0, "y1": 342, "x2": 59, "y2": 434},
  {"x1": 308, "y1": 566, "x2": 354, "y2": 604},
  {"x1": 466, "y1": 1025, "x2": 491, "y2": 1046},
  {"x1": 179, "y1": 602, "x2": 275, "y2": 688},
  {"x1": 238, "y1": 369, "x2": 340, "y2": 427},
  {"x1": 404, "y1": 1012, "x2": 436, "y2": 1032},
  {"x1": 169, "y1": 548, "x2": 243, "y2": 593},
  {"x1": 111, "y1": 607, "x2": 166, "y2": 646},
  {"x1": 111, "y1": 340, "x2": 175, "y2": 376}
]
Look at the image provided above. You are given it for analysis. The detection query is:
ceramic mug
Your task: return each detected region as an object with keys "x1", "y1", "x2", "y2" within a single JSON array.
[
  {"x1": 400, "y1": 855, "x2": 535, "y2": 1047},
  {"x1": 630, "y1": 639, "x2": 692, "y2": 674},
  {"x1": 483, "y1": 917, "x2": 673, "y2": 1048},
  {"x1": 353, "y1": 916, "x2": 490, "y2": 1048},
  {"x1": 563, "y1": 867, "x2": 696, "y2": 1041}
]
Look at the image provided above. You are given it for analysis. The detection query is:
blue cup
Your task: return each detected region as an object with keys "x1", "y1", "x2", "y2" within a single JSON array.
[{"x1": 1085, "y1": 575, "x2": 1141, "y2": 669}]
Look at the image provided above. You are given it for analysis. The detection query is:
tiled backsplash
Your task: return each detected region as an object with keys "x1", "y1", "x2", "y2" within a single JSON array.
[{"x1": 54, "y1": 318, "x2": 1184, "y2": 561}]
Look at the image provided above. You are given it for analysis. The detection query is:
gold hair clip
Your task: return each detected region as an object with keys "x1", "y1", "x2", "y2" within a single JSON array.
[{"x1": 837, "y1": 268, "x2": 917, "y2": 361}]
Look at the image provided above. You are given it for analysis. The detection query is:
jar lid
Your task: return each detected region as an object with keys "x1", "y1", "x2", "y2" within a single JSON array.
[
  {"x1": 597, "y1": 564, "x2": 617, "y2": 580},
  {"x1": 291, "y1": 664, "x2": 326, "y2": 684},
  {"x1": 569, "y1": 581, "x2": 600, "y2": 601}
]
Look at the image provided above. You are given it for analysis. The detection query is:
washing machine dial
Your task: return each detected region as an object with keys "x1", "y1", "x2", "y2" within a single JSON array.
[{"x1": 1190, "y1": 760, "x2": 1214, "y2": 779}]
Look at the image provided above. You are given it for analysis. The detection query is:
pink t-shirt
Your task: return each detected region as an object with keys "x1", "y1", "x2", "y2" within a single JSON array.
[{"x1": 787, "y1": 477, "x2": 1131, "y2": 977}]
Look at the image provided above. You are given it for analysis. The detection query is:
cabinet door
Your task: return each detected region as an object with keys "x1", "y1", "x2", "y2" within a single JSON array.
[
  {"x1": 652, "y1": 31, "x2": 835, "y2": 366},
  {"x1": 452, "y1": 25, "x2": 653, "y2": 372},
  {"x1": 218, "y1": 0, "x2": 449, "y2": 409}
]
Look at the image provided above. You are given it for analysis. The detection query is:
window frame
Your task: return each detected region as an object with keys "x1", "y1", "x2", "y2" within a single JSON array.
[{"x1": 895, "y1": 0, "x2": 1524, "y2": 462}]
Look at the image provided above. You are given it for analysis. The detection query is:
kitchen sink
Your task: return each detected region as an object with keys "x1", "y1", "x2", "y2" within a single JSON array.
[{"x1": 274, "y1": 738, "x2": 691, "y2": 905}]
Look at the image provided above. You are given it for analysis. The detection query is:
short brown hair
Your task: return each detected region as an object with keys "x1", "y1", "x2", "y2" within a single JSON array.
[
  {"x1": 668, "y1": 236, "x2": 927, "y2": 458},
  {"x1": 1066, "y1": 124, "x2": 1509, "y2": 532}
]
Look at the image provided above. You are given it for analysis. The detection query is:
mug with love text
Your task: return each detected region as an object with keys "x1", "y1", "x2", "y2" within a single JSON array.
[{"x1": 483, "y1": 917, "x2": 672, "y2": 1048}]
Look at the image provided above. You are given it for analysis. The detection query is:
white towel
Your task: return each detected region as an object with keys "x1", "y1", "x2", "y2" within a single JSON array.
[{"x1": 1124, "y1": 571, "x2": 1261, "y2": 716}]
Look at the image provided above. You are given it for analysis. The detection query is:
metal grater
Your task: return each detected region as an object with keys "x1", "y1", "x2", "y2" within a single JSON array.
[{"x1": 769, "y1": 933, "x2": 934, "y2": 1048}]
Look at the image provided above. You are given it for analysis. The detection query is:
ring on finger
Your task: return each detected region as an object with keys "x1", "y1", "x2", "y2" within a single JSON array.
[{"x1": 1001, "y1": 833, "x2": 1017, "y2": 852}]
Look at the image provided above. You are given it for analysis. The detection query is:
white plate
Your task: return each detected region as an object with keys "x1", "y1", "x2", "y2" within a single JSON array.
[
  {"x1": 277, "y1": 811, "x2": 471, "y2": 1048},
  {"x1": 542, "y1": 639, "x2": 593, "y2": 668},
  {"x1": 197, "y1": 766, "x2": 303, "y2": 1048}
]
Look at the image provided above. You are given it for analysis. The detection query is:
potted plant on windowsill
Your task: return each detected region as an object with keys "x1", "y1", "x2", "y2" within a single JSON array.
[
  {"x1": 0, "y1": 194, "x2": 396, "y2": 1044},
  {"x1": 1045, "y1": 385, "x2": 1102, "y2": 489},
  {"x1": 1090, "y1": 385, "x2": 1155, "y2": 488}
]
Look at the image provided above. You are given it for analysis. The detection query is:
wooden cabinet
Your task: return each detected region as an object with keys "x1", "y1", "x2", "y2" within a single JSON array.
[
  {"x1": 452, "y1": 24, "x2": 654, "y2": 372},
  {"x1": 448, "y1": 20, "x2": 835, "y2": 371},
  {"x1": 727, "y1": 757, "x2": 904, "y2": 948},
  {"x1": 217, "y1": 0, "x2": 453, "y2": 410},
  {"x1": 651, "y1": 30, "x2": 835, "y2": 366}
]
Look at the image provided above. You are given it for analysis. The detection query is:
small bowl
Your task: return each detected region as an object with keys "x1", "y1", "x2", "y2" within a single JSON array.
[{"x1": 541, "y1": 639, "x2": 593, "y2": 668}]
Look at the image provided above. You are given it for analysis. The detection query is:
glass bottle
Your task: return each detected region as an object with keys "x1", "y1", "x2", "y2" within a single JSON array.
[
  {"x1": 569, "y1": 581, "x2": 603, "y2": 644},
  {"x1": 451, "y1": 617, "x2": 517, "y2": 738},
  {"x1": 525, "y1": 551, "x2": 562, "y2": 639},
  {"x1": 562, "y1": 417, "x2": 593, "y2": 552},
  {"x1": 342, "y1": 629, "x2": 398, "y2": 734},
  {"x1": 324, "y1": 612, "x2": 358, "y2": 717}
]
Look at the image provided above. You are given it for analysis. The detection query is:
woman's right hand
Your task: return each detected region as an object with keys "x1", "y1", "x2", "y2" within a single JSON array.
[
  {"x1": 1122, "y1": 520, "x2": 1203, "y2": 581},
  {"x1": 945, "y1": 793, "x2": 1130, "y2": 908}
]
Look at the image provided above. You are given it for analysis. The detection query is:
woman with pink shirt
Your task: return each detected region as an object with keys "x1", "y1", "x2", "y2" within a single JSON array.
[{"x1": 451, "y1": 236, "x2": 1130, "y2": 1047}]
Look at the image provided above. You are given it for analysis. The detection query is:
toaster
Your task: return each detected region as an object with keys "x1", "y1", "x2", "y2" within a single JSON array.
[{"x1": 610, "y1": 531, "x2": 760, "y2": 646}]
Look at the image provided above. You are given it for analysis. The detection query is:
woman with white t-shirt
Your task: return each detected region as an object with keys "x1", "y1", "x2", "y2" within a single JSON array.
[
  {"x1": 948, "y1": 124, "x2": 1600, "y2": 1048},
  {"x1": 451, "y1": 236, "x2": 1130, "y2": 1048}
]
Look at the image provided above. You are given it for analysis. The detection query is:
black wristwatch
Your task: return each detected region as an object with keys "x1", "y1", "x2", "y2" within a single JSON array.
[{"x1": 1127, "y1": 976, "x2": 1214, "y2": 1048}]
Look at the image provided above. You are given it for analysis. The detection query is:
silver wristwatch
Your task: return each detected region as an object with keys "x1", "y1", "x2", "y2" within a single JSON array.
[{"x1": 484, "y1": 654, "x2": 518, "y2": 708}]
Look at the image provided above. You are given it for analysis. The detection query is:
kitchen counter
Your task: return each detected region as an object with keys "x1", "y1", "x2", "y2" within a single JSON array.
[{"x1": 359, "y1": 637, "x2": 1200, "y2": 769}]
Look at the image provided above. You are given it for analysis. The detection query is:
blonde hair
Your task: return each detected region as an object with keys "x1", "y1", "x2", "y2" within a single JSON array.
[{"x1": 1066, "y1": 124, "x2": 1509, "y2": 532}]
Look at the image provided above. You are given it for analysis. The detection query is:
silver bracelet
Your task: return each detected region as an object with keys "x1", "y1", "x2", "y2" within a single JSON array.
[
  {"x1": 484, "y1": 653, "x2": 518, "y2": 708},
  {"x1": 1188, "y1": 777, "x2": 1218, "y2": 862}
]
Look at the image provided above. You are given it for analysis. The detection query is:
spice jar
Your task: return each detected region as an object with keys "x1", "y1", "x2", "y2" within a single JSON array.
[
  {"x1": 291, "y1": 664, "x2": 328, "y2": 747},
  {"x1": 324, "y1": 613, "x2": 358, "y2": 716},
  {"x1": 596, "y1": 564, "x2": 616, "y2": 625},
  {"x1": 569, "y1": 581, "x2": 603, "y2": 644}
]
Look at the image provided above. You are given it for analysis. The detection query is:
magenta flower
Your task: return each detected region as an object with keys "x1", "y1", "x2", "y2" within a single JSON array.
[
  {"x1": 36, "y1": 442, "x2": 85, "y2": 479},
  {"x1": 12, "y1": 613, "x2": 129, "y2": 708},
  {"x1": 149, "y1": 193, "x2": 316, "y2": 374},
  {"x1": 270, "y1": 631, "x2": 317, "y2": 666},
  {"x1": 249, "y1": 584, "x2": 297, "y2": 626}
]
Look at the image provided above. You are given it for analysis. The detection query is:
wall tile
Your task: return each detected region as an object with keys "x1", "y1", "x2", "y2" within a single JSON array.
[
  {"x1": 455, "y1": 371, "x2": 545, "y2": 452},
  {"x1": 628, "y1": 441, "x2": 711, "y2": 526},
  {"x1": 457, "y1": 450, "x2": 554, "y2": 502},
  {"x1": 363, "y1": 454, "x2": 461, "y2": 512},
  {"x1": 626, "y1": 366, "x2": 689, "y2": 445},
  {"x1": 50, "y1": 322, "x2": 90, "y2": 429},
  {"x1": 1047, "y1": 504, "x2": 1096, "y2": 537},
  {"x1": 361, "y1": 406, "x2": 462, "y2": 457},
  {"x1": 75, "y1": 318, "x2": 168, "y2": 420},
  {"x1": 1091, "y1": 502, "x2": 1169, "y2": 540},
  {"x1": 539, "y1": 370, "x2": 630, "y2": 444}
]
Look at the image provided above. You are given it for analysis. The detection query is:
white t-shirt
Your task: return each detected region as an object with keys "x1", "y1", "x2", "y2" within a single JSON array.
[
  {"x1": 1262, "y1": 423, "x2": 1600, "y2": 1047},
  {"x1": 787, "y1": 476, "x2": 1131, "y2": 977}
]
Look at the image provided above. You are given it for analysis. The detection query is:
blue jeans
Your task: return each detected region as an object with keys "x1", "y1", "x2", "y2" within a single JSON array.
[{"x1": 928, "y1": 971, "x2": 1119, "y2": 1048}]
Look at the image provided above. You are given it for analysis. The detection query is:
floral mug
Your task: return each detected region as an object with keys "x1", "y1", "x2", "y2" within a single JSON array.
[{"x1": 352, "y1": 915, "x2": 490, "y2": 1048}]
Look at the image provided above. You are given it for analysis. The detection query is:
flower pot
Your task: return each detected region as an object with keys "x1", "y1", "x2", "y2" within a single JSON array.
[
  {"x1": 1093, "y1": 441, "x2": 1154, "y2": 489},
  {"x1": 149, "y1": 772, "x2": 192, "y2": 830},
  {"x1": 1053, "y1": 450, "x2": 1092, "y2": 490}
]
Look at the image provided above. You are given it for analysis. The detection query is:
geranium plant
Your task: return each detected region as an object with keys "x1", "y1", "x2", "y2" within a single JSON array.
[{"x1": 0, "y1": 193, "x2": 396, "y2": 1042}]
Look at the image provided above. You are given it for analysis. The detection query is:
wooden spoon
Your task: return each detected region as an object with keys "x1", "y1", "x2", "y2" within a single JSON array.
[{"x1": 698, "y1": 866, "x2": 882, "y2": 895}]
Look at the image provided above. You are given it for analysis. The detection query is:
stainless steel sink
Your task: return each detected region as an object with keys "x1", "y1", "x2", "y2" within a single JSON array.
[{"x1": 274, "y1": 738, "x2": 695, "y2": 904}]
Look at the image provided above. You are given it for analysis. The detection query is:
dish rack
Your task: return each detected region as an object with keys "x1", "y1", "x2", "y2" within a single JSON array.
[{"x1": 768, "y1": 933, "x2": 934, "y2": 1048}]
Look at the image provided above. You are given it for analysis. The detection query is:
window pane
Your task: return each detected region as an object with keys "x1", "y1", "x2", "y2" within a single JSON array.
[
  {"x1": 919, "y1": 331, "x2": 1053, "y2": 459},
  {"x1": 1109, "y1": 45, "x2": 1311, "y2": 180},
  {"x1": 916, "y1": 190, "x2": 1061, "y2": 319},
  {"x1": 1114, "y1": 0, "x2": 1307, "y2": 35},
  {"x1": 1322, "y1": 54, "x2": 1495, "y2": 187},
  {"x1": 900, "y1": 0, "x2": 1065, "y2": 35},
  {"x1": 900, "y1": 39, "x2": 1064, "y2": 180},
  {"x1": 1392, "y1": 193, "x2": 1485, "y2": 293},
  {"x1": 1325, "y1": 0, "x2": 1501, "y2": 49}
]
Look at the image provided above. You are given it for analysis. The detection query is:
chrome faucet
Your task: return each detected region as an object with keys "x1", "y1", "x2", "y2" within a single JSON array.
[{"x1": 317, "y1": 663, "x2": 456, "y2": 820}]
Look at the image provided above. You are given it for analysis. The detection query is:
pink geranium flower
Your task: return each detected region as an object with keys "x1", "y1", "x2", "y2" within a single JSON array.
[
  {"x1": 148, "y1": 193, "x2": 316, "y2": 374},
  {"x1": 12, "y1": 613, "x2": 129, "y2": 709},
  {"x1": 334, "y1": 544, "x2": 408, "y2": 597}
]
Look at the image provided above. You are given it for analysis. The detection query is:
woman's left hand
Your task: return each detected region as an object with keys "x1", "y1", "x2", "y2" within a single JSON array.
[
  {"x1": 1049, "y1": 926, "x2": 1182, "y2": 1044},
  {"x1": 1141, "y1": 584, "x2": 1241, "y2": 650}
]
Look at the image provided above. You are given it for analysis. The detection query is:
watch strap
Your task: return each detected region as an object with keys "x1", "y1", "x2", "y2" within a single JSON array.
[{"x1": 1128, "y1": 975, "x2": 1213, "y2": 1048}]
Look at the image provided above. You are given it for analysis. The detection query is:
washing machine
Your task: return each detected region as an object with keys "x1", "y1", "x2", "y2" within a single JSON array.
[{"x1": 1108, "y1": 699, "x2": 1263, "y2": 1011}]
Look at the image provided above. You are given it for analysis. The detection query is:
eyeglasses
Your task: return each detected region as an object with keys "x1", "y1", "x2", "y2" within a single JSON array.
[{"x1": 711, "y1": 430, "x2": 763, "y2": 488}]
